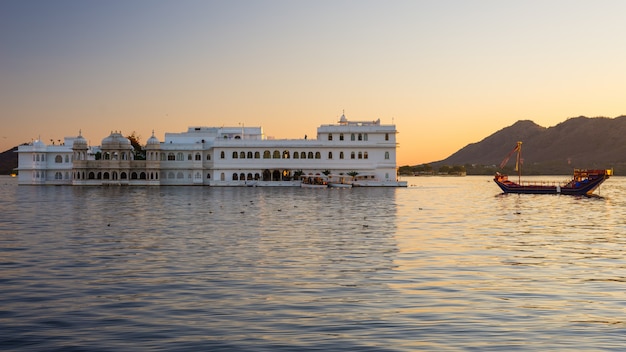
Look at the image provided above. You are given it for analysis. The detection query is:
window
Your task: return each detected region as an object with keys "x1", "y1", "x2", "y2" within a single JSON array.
[
  {"x1": 358, "y1": 152, "x2": 363, "y2": 159},
  {"x1": 351, "y1": 152, "x2": 355, "y2": 159},
  {"x1": 340, "y1": 151, "x2": 344, "y2": 159},
  {"x1": 263, "y1": 150, "x2": 271, "y2": 159},
  {"x1": 283, "y1": 150, "x2": 290, "y2": 159},
  {"x1": 233, "y1": 151, "x2": 238, "y2": 159},
  {"x1": 385, "y1": 151, "x2": 390, "y2": 159},
  {"x1": 65, "y1": 155, "x2": 70, "y2": 162},
  {"x1": 168, "y1": 153, "x2": 175, "y2": 161},
  {"x1": 273, "y1": 150, "x2": 280, "y2": 159},
  {"x1": 328, "y1": 152, "x2": 333, "y2": 159},
  {"x1": 301, "y1": 152, "x2": 306, "y2": 159},
  {"x1": 308, "y1": 151, "x2": 314, "y2": 159},
  {"x1": 206, "y1": 154, "x2": 211, "y2": 160},
  {"x1": 315, "y1": 152, "x2": 321, "y2": 159},
  {"x1": 176, "y1": 153, "x2": 184, "y2": 161},
  {"x1": 328, "y1": 134, "x2": 333, "y2": 141},
  {"x1": 364, "y1": 152, "x2": 368, "y2": 159},
  {"x1": 364, "y1": 134, "x2": 368, "y2": 141},
  {"x1": 385, "y1": 133, "x2": 389, "y2": 141},
  {"x1": 254, "y1": 151, "x2": 260, "y2": 159},
  {"x1": 177, "y1": 172, "x2": 184, "y2": 179},
  {"x1": 240, "y1": 151, "x2": 245, "y2": 159},
  {"x1": 195, "y1": 153, "x2": 201, "y2": 160},
  {"x1": 55, "y1": 155, "x2": 62, "y2": 163},
  {"x1": 358, "y1": 133, "x2": 362, "y2": 141},
  {"x1": 188, "y1": 154, "x2": 192, "y2": 160},
  {"x1": 233, "y1": 173, "x2": 239, "y2": 181},
  {"x1": 220, "y1": 151, "x2": 225, "y2": 159},
  {"x1": 55, "y1": 172, "x2": 62, "y2": 179},
  {"x1": 293, "y1": 152, "x2": 299, "y2": 159},
  {"x1": 351, "y1": 134, "x2": 355, "y2": 141},
  {"x1": 340, "y1": 133, "x2": 344, "y2": 141},
  {"x1": 247, "y1": 151, "x2": 253, "y2": 159}
]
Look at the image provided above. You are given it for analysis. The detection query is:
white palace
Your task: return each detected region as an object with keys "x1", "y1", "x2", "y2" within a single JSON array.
[{"x1": 16, "y1": 114, "x2": 405, "y2": 187}]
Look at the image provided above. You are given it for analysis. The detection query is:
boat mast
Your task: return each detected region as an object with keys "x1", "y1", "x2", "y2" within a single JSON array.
[
  {"x1": 515, "y1": 141, "x2": 522, "y2": 184},
  {"x1": 499, "y1": 141, "x2": 523, "y2": 183}
]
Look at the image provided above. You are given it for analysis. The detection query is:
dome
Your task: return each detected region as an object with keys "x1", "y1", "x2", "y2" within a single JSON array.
[
  {"x1": 146, "y1": 130, "x2": 160, "y2": 146},
  {"x1": 73, "y1": 130, "x2": 88, "y2": 149},
  {"x1": 101, "y1": 131, "x2": 131, "y2": 149}
]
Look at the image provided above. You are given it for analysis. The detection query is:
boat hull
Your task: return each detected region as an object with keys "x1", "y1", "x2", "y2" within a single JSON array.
[{"x1": 494, "y1": 169, "x2": 611, "y2": 196}]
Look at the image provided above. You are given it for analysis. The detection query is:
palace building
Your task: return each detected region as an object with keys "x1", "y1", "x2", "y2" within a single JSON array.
[{"x1": 16, "y1": 114, "x2": 405, "y2": 186}]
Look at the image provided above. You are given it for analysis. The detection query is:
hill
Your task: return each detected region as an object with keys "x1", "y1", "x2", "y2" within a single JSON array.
[
  {"x1": 428, "y1": 116, "x2": 626, "y2": 175},
  {"x1": 0, "y1": 146, "x2": 18, "y2": 175}
]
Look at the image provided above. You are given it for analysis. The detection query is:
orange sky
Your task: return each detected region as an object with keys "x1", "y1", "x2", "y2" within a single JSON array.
[{"x1": 2, "y1": 1, "x2": 625, "y2": 165}]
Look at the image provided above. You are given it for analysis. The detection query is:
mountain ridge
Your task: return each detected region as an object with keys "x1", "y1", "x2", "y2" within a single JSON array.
[{"x1": 430, "y1": 115, "x2": 626, "y2": 174}]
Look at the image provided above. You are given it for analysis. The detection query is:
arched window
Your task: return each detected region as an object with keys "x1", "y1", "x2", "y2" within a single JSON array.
[
  {"x1": 233, "y1": 151, "x2": 238, "y2": 159},
  {"x1": 176, "y1": 153, "x2": 184, "y2": 161},
  {"x1": 301, "y1": 152, "x2": 306, "y2": 159},
  {"x1": 176, "y1": 172, "x2": 184, "y2": 179},
  {"x1": 195, "y1": 153, "x2": 201, "y2": 160},
  {"x1": 247, "y1": 173, "x2": 253, "y2": 180},
  {"x1": 240, "y1": 173, "x2": 245, "y2": 181},
  {"x1": 282, "y1": 150, "x2": 290, "y2": 159},
  {"x1": 340, "y1": 133, "x2": 344, "y2": 141},
  {"x1": 168, "y1": 172, "x2": 175, "y2": 179},
  {"x1": 263, "y1": 150, "x2": 271, "y2": 159},
  {"x1": 140, "y1": 172, "x2": 146, "y2": 180},
  {"x1": 340, "y1": 151, "x2": 344, "y2": 159},
  {"x1": 308, "y1": 152, "x2": 314, "y2": 159},
  {"x1": 254, "y1": 151, "x2": 260, "y2": 159},
  {"x1": 55, "y1": 155, "x2": 62, "y2": 163},
  {"x1": 293, "y1": 152, "x2": 299, "y2": 159},
  {"x1": 273, "y1": 150, "x2": 280, "y2": 159},
  {"x1": 358, "y1": 133, "x2": 362, "y2": 141},
  {"x1": 220, "y1": 173, "x2": 225, "y2": 181},
  {"x1": 131, "y1": 172, "x2": 138, "y2": 180},
  {"x1": 88, "y1": 172, "x2": 95, "y2": 179},
  {"x1": 187, "y1": 154, "x2": 192, "y2": 160},
  {"x1": 55, "y1": 172, "x2": 62, "y2": 179},
  {"x1": 207, "y1": 173, "x2": 211, "y2": 179},
  {"x1": 315, "y1": 152, "x2": 321, "y2": 159},
  {"x1": 247, "y1": 151, "x2": 253, "y2": 159},
  {"x1": 240, "y1": 151, "x2": 245, "y2": 159},
  {"x1": 385, "y1": 151, "x2": 390, "y2": 159},
  {"x1": 364, "y1": 152, "x2": 368, "y2": 159},
  {"x1": 168, "y1": 153, "x2": 175, "y2": 161},
  {"x1": 233, "y1": 173, "x2": 239, "y2": 181},
  {"x1": 220, "y1": 151, "x2": 225, "y2": 159},
  {"x1": 351, "y1": 152, "x2": 355, "y2": 159},
  {"x1": 206, "y1": 154, "x2": 211, "y2": 160},
  {"x1": 120, "y1": 172, "x2": 127, "y2": 179},
  {"x1": 351, "y1": 134, "x2": 355, "y2": 141},
  {"x1": 161, "y1": 153, "x2": 166, "y2": 161},
  {"x1": 103, "y1": 172, "x2": 110, "y2": 179},
  {"x1": 358, "y1": 152, "x2": 363, "y2": 159},
  {"x1": 328, "y1": 152, "x2": 333, "y2": 159},
  {"x1": 328, "y1": 134, "x2": 333, "y2": 141}
]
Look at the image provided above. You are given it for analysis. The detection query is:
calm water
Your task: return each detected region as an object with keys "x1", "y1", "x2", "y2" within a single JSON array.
[{"x1": 1, "y1": 175, "x2": 626, "y2": 351}]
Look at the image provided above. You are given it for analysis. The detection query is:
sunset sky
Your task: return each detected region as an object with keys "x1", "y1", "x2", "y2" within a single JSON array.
[{"x1": 2, "y1": 0, "x2": 625, "y2": 165}]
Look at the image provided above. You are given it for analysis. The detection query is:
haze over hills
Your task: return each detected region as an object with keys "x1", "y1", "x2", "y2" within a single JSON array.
[{"x1": 431, "y1": 116, "x2": 626, "y2": 175}]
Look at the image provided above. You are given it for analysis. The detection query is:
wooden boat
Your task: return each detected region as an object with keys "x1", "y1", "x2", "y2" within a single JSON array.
[
  {"x1": 493, "y1": 141, "x2": 612, "y2": 196},
  {"x1": 300, "y1": 175, "x2": 328, "y2": 188}
]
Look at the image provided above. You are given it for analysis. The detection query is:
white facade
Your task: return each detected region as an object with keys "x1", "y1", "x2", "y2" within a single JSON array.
[{"x1": 16, "y1": 114, "x2": 403, "y2": 186}]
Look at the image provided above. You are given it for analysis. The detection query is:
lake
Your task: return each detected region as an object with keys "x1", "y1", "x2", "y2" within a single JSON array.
[{"x1": 1, "y1": 175, "x2": 625, "y2": 351}]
